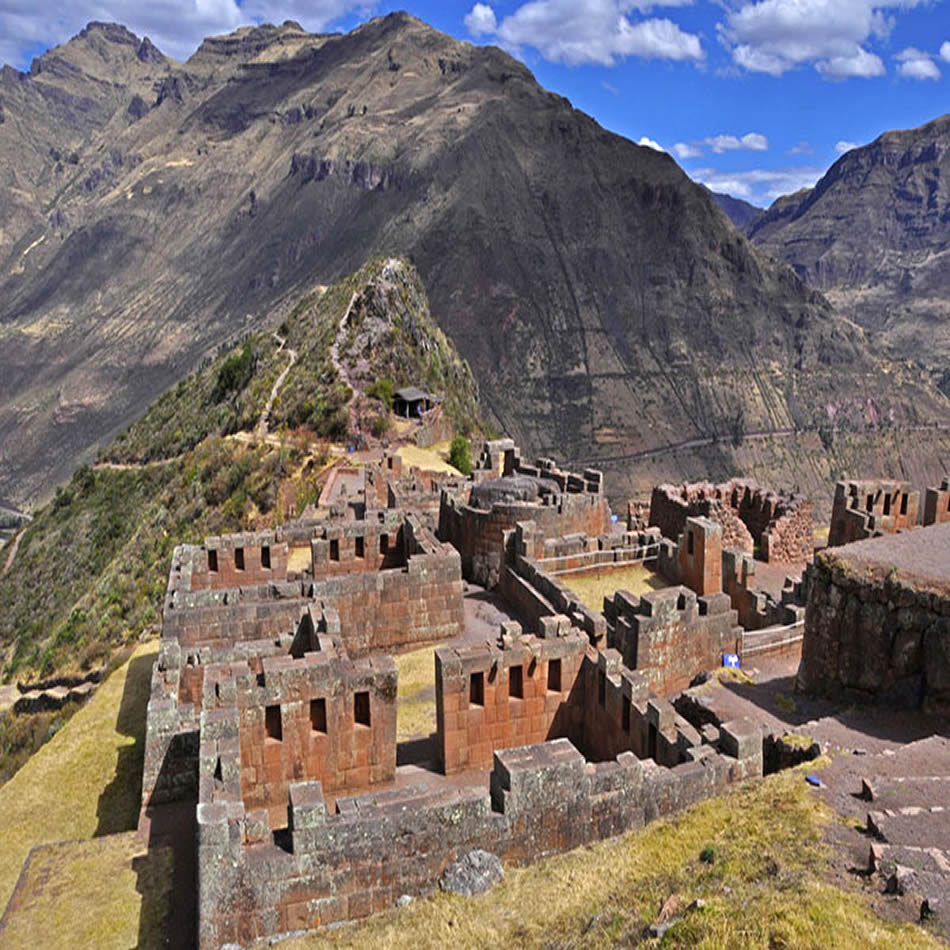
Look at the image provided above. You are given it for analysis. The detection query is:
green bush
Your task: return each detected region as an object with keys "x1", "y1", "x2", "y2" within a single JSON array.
[
  {"x1": 366, "y1": 377, "x2": 394, "y2": 409},
  {"x1": 449, "y1": 434, "x2": 472, "y2": 476},
  {"x1": 212, "y1": 342, "x2": 255, "y2": 402}
]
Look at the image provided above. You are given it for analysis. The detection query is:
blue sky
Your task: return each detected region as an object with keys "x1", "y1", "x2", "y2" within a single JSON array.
[{"x1": 3, "y1": 0, "x2": 949, "y2": 206}]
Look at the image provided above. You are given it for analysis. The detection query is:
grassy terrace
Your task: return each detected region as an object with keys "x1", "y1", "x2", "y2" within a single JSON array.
[
  {"x1": 560, "y1": 563, "x2": 670, "y2": 613},
  {"x1": 0, "y1": 642, "x2": 168, "y2": 948}
]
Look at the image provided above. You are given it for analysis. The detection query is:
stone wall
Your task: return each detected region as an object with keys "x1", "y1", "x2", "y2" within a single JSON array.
[
  {"x1": 923, "y1": 476, "x2": 950, "y2": 526},
  {"x1": 798, "y1": 526, "x2": 950, "y2": 712},
  {"x1": 196, "y1": 724, "x2": 763, "y2": 948},
  {"x1": 721, "y1": 549, "x2": 805, "y2": 632},
  {"x1": 605, "y1": 587, "x2": 741, "y2": 696},
  {"x1": 435, "y1": 623, "x2": 588, "y2": 774},
  {"x1": 650, "y1": 479, "x2": 812, "y2": 564},
  {"x1": 828, "y1": 479, "x2": 919, "y2": 547},
  {"x1": 163, "y1": 518, "x2": 464, "y2": 661}
]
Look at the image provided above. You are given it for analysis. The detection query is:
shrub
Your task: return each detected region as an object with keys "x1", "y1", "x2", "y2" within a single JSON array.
[
  {"x1": 366, "y1": 377, "x2": 394, "y2": 409},
  {"x1": 212, "y1": 342, "x2": 255, "y2": 402},
  {"x1": 449, "y1": 434, "x2": 472, "y2": 475}
]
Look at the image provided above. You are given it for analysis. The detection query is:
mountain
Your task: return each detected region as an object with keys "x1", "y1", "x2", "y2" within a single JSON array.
[
  {"x1": 0, "y1": 257, "x2": 479, "y2": 679},
  {"x1": 749, "y1": 115, "x2": 950, "y2": 368},
  {"x1": 1, "y1": 13, "x2": 948, "y2": 513},
  {"x1": 708, "y1": 189, "x2": 762, "y2": 231}
]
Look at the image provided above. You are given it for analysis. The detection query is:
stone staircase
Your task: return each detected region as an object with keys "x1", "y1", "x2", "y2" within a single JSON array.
[{"x1": 857, "y1": 737, "x2": 950, "y2": 923}]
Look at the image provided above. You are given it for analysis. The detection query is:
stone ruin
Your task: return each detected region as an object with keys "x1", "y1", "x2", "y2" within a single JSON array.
[
  {"x1": 826, "y1": 475, "x2": 950, "y2": 548},
  {"x1": 439, "y1": 439, "x2": 611, "y2": 588},
  {"x1": 138, "y1": 441, "x2": 950, "y2": 948},
  {"x1": 142, "y1": 442, "x2": 782, "y2": 947},
  {"x1": 648, "y1": 478, "x2": 813, "y2": 564},
  {"x1": 798, "y1": 522, "x2": 950, "y2": 713}
]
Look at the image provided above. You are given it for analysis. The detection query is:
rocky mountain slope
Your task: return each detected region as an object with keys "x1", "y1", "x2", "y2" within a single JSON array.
[
  {"x1": 1, "y1": 13, "x2": 948, "y2": 512},
  {"x1": 0, "y1": 257, "x2": 477, "y2": 679},
  {"x1": 709, "y1": 189, "x2": 762, "y2": 231},
  {"x1": 749, "y1": 115, "x2": 950, "y2": 368}
]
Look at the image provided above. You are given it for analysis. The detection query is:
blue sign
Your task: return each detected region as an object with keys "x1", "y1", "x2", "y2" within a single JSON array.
[
  {"x1": 610, "y1": 514, "x2": 619, "y2": 523},
  {"x1": 722, "y1": 653, "x2": 740, "y2": 669}
]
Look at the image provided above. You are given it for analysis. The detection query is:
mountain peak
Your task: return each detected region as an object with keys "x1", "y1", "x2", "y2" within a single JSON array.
[{"x1": 77, "y1": 22, "x2": 140, "y2": 46}]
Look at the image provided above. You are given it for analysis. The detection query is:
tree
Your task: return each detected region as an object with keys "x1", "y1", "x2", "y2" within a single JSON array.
[{"x1": 449, "y1": 434, "x2": 472, "y2": 475}]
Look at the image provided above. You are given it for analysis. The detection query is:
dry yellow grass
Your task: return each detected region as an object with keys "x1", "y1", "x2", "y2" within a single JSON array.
[
  {"x1": 0, "y1": 641, "x2": 157, "y2": 910},
  {"x1": 396, "y1": 442, "x2": 459, "y2": 475},
  {"x1": 395, "y1": 646, "x2": 437, "y2": 742},
  {"x1": 0, "y1": 834, "x2": 173, "y2": 950},
  {"x1": 561, "y1": 564, "x2": 669, "y2": 613},
  {"x1": 282, "y1": 765, "x2": 940, "y2": 950}
]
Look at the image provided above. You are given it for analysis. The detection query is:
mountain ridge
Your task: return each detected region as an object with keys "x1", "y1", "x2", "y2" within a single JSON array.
[
  {"x1": 1, "y1": 13, "x2": 948, "y2": 511},
  {"x1": 749, "y1": 113, "x2": 950, "y2": 368}
]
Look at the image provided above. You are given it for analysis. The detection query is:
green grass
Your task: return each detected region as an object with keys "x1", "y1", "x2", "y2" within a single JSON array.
[
  {"x1": 284, "y1": 765, "x2": 941, "y2": 950},
  {"x1": 0, "y1": 642, "x2": 157, "y2": 910}
]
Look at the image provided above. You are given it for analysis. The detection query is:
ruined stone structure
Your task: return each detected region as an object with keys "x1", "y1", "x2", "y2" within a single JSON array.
[
  {"x1": 798, "y1": 523, "x2": 950, "y2": 713},
  {"x1": 604, "y1": 588, "x2": 741, "y2": 696},
  {"x1": 140, "y1": 442, "x2": 827, "y2": 948},
  {"x1": 923, "y1": 476, "x2": 950, "y2": 527},
  {"x1": 649, "y1": 479, "x2": 813, "y2": 564},
  {"x1": 828, "y1": 479, "x2": 920, "y2": 547},
  {"x1": 439, "y1": 447, "x2": 610, "y2": 588}
]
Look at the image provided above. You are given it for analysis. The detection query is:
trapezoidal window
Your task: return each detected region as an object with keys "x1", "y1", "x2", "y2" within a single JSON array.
[
  {"x1": 234, "y1": 547, "x2": 245, "y2": 571},
  {"x1": 265, "y1": 705, "x2": 282, "y2": 741},
  {"x1": 509, "y1": 665, "x2": 524, "y2": 699},
  {"x1": 622, "y1": 696, "x2": 631, "y2": 733},
  {"x1": 380, "y1": 533, "x2": 389, "y2": 555},
  {"x1": 207, "y1": 549, "x2": 218, "y2": 573},
  {"x1": 901, "y1": 493, "x2": 909, "y2": 516},
  {"x1": 883, "y1": 494, "x2": 892, "y2": 516},
  {"x1": 866, "y1": 494, "x2": 875, "y2": 512},
  {"x1": 329, "y1": 539, "x2": 340, "y2": 561},
  {"x1": 355, "y1": 536, "x2": 365, "y2": 559},
  {"x1": 547, "y1": 658, "x2": 562, "y2": 693},
  {"x1": 261, "y1": 544, "x2": 271, "y2": 569},
  {"x1": 470, "y1": 672, "x2": 484, "y2": 706},
  {"x1": 310, "y1": 698, "x2": 327, "y2": 734},
  {"x1": 687, "y1": 531, "x2": 694, "y2": 555},
  {"x1": 354, "y1": 691, "x2": 371, "y2": 727}
]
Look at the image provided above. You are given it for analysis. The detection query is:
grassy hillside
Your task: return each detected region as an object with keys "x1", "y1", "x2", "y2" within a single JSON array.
[
  {"x1": 0, "y1": 258, "x2": 480, "y2": 684},
  {"x1": 288, "y1": 762, "x2": 939, "y2": 950}
]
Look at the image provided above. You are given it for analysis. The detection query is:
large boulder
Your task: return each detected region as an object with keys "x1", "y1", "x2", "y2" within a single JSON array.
[{"x1": 439, "y1": 849, "x2": 504, "y2": 897}]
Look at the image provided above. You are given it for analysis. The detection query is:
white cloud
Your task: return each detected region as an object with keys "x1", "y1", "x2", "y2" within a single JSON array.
[
  {"x1": 703, "y1": 132, "x2": 769, "y2": 153},
  {"x1": 638, "y1": 135, "x2": 665, "y2": 151},
  {"x1": 940, "y1": 40, "x2": 950, "y2": 63},
  {"x1": 835, "y1": 140, "x2": 859, "y2": 154},
  {"x1": 464, "y1": 3, "x2": 497, "y2": 36},
  {"x1": 718, "y1": 0, "x2": 927, "y2": 79},
  {"x1": 896, "y1": 46, "x2": 940, "y2": 80},
  {"x1": 788, "y1": 140, "x2": 813, "y2": 154},
  {"x1": 692, "y1": 165, "x2": 824, "y2": 204},
  {"x1": 673, "y1": 142, "x2": 703, "y2": 159},
  {"x1": 0, "y1": 0, "x2": 373, "y2": 66},
  {"x1": 463, "y1": 1, "x2": 704, "y2": 67}
]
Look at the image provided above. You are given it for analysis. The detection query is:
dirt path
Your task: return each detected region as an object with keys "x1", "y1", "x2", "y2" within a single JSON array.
[
  {"x1": 257, "y1": 333, "x2": 297, "y2": 439},
  {"x1": 1, "y1": 528, "x2": 26, "y2": 577},
  {"x1": 328, "y1": 290, "x2": 363, "y2": 438},
  {"x1": 569, "y1": 422, "x2": 950, "y2": 469}
]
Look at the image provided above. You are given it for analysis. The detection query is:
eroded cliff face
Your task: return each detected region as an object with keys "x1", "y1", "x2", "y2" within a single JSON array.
[
  {"x1": 750, "y1": 114, "x2": 950, "y2": 367},
  {"x1": 0, "y1": 14, "x2": 948, "y2": 509}
]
